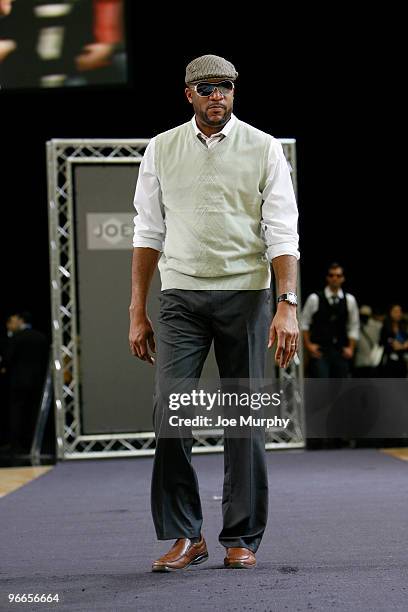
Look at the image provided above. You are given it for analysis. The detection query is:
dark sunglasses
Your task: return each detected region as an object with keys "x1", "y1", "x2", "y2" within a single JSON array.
[{"x1": 191, "y1": 80, "x2": 235, "y2": 97}]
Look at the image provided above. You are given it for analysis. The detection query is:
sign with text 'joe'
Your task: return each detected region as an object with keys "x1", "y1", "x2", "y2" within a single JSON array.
[{"x1": 86, "y1": 213, "x2": 134, "y2": 250}]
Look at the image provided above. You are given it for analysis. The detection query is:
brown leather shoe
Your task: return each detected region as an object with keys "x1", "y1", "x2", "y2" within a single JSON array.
[
  {"x1": 152, "y1": 536, "x2": 208, "y2": 572},
  {"x1": 224, "y1": 547, "x2": 256, "y2": 569}
]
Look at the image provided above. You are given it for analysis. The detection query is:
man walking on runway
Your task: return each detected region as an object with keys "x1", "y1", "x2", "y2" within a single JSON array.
[{"x1": 129, "y1": 54, "x2": 300, "y2": 570}]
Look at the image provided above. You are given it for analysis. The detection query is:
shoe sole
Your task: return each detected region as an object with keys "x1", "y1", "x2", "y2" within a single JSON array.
[
  {"x1": 224, "y1": 560, "x2": 256, "y2": 569},
  {"x1": 152, "y1": 552, "x2": 209, "y2": 572}
]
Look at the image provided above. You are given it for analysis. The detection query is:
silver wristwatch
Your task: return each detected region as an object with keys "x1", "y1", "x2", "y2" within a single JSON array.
[{"x1": 277, "y1": 292, "x2": 298, "y2": 306}]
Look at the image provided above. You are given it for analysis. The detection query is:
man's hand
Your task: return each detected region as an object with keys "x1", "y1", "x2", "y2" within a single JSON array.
[
  {"x1": 342, "y1": 345, "x2": 354, "y2": 360},
  {"x1": 129, "y1": 312, "x2": 156, "y2": 365},
  {"x1": 391, "y1": 339, "x2": 405, "y2": 352},
  {"x1": 76, "y1": 43, "x2": 114, "y2": 71},
  {"x1": 128, "y1": 247, "x2": 160, "y2": 365},
  {"x1": 268, "y1": 303, "x2": 299, "y2": 369},
  {"x1": 306, "y1": 342, "x2": 322, "y2": 359},
  {"x1": 0, "y1": 39, "x2": 16, "y2": 62}
]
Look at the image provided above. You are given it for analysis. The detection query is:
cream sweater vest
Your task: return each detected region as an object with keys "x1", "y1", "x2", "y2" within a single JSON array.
[{"x1": 155, "y1": 118, "x2": 271, "y2": 290}]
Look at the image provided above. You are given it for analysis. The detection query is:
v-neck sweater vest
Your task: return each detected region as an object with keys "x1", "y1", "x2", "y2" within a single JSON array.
[{"x1": 155, "y1": 118, "x2": 271, "y2": 290}]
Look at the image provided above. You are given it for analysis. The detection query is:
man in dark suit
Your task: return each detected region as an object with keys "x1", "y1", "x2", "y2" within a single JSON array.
[
  {"x1": 302, "y1": 263, "x2": 360, "y2": 378},
  {"x1": 1, "y1": 312, "x2": 48, "y2": 454}
]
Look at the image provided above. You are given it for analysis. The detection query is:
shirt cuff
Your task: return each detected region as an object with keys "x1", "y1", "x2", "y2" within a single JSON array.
[
  {"x1": 266, "y1": 243, "x2": 300, "y2": 262},
  {"x1": 132, "y1": 237, "x2": 163, "y2": 252},
  {"x1": 348, "y1": 331, "x2": 360, "y2": 341}
]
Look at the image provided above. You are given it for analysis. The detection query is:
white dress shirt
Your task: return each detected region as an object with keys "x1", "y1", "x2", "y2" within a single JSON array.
[
  {"x1": 132, "y1": 114, "x2": 300, "y2": 262},
  {"x1": 301, "y1": 287, "x2": 360, "y2": 340}
]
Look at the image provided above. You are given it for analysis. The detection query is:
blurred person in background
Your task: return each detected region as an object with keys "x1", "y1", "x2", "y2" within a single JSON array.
[
  {"x1": 353, "y1": 305, "x2": 383, "y2": 377},
  {"x1": 302, "y1": 262, "x2": 359, "y2": 377},
  {"x1": 380, "y1": 304, "x2": 408, "y2": 377},
  {"x1": 0, "y1": 316, "x2": 11, "y2": 448},
  {"x1": 0, "y1": 0, "x2": 125, "y2": 88},
  {"x1": 75, "y1": 0, "x2": 125, "y2": 82},
  {"x1": 0, "y1": 0, "x2": 16, "y2": 62},
  {"x1": 1, "y1": 312, "x2": 48, "y2": 455},
  {"x1": 0, "y1": 0, "x2": 14, "y2": 16},
  {"x1": 372, "y1": 306, "x2": 386, "y2": 325}
]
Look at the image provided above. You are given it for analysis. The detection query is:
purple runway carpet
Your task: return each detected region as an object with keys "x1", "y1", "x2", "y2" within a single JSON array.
[{"x1": 1, "y1": 449, "x2": 407, "y2": 611}]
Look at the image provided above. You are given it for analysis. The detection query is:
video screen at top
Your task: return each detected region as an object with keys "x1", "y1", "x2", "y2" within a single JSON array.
[{"x1": 0, "y1": 0, "x2": 127, "y2": 89}]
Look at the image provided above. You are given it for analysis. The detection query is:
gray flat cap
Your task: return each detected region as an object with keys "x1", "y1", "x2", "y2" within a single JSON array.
[{"x1": 185, "y1": 54, "x2": 238, "y2": 84}]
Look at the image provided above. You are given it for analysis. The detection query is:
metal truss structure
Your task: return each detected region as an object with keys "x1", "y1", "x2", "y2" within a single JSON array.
[{"x1": 46, "y1": 138, "x2": 305, "y2": 460}]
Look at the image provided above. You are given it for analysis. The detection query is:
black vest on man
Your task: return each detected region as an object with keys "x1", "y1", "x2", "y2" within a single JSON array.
[{"x1": 310, "y1": 291, "x2": 349, "y2": 349}]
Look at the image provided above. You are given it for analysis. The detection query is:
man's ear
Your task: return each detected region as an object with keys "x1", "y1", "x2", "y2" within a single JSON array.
[{"x1": 185, "y1": 87, "x2": 193, "y2": 104}]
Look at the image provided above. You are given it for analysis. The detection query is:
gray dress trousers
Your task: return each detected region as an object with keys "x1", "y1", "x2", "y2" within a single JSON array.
[{"x1": 151, "y1": 288, "x2": 272, "y2": 553}]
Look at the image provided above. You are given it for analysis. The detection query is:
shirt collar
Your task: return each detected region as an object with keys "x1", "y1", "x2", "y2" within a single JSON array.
[
  {"x1": 191, "y1": 113, "x2": 236, "y2": 140},
  {"x1": 325, "y1": 286, "x2": 344, "y2": 299}
]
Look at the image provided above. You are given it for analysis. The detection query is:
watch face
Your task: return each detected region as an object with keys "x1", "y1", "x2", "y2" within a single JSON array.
[
  {"x1": 287, "y1": 293, "x2": 297, "y2": 305},
  {"x1": 278, "y1": 293, "x2": 297, "y2": 305}
]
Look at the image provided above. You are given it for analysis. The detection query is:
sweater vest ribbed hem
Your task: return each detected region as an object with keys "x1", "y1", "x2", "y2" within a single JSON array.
[{"x1": 159, "y1": 265, "x2": 271, "y2": 291}]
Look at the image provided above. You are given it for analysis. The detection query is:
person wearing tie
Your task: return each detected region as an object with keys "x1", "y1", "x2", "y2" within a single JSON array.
[{"x1": 301, "y1": 262, "x2": 359, "y2": 377}]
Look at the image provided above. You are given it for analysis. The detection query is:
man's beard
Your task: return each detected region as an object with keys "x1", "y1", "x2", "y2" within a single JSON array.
[{"x1": 197, "y1": 106, "x2": 232, "y2": 127}]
